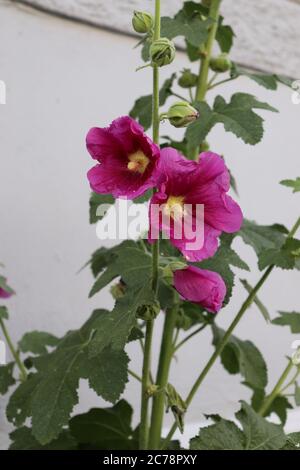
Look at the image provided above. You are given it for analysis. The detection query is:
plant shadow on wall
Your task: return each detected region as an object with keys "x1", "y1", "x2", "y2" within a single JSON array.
[{"x1": 1, "y1": 0, "x2": 300, "y2": 451}]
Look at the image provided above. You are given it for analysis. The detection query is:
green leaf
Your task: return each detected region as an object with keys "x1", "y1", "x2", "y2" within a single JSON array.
[
  {"x1": 9, "y1": 427, "x2": 77, "y2": 450},
  {"x1": 89, "y1": 240, "x2": 137, "y2": 278},
  {"x1": 212, "y1": 325, "x2": 268, "y2": 390},
  {"x1": 0, "y1": 305, "x2": 9, "y2": 320},
  {"x1": 272, "y1": 311, "x2": 300, "y2": 333},
  {"x1": 237, "y1": 402, "x2": 286, "y2": 450},
  {"x1": 186, "y1": 93, "x2": 277, "y2": 149},
  {"x1": 216, "y1": 23, "x2": 235, "y2": 53},
  {"x1": 190, "y1": 419, "x2": 244, "y2": 450},
  {"x1": 7, "y1": 310, "x2": 129, "y2": 445},
  {"x1": 238, "y1": 219, "x2": 288, "y2": 256},
  {"x1": 0, "y1": 362, "x2": 16, "y2": 394},
  {"x1": 89, "y1": 247, "x2": 156, "y2": 357},
  {"x1": 240, "y1": 279, "x2": 271, "y2": 322},
  {"x1": 18, "y1": 331, "x2": 59, "y2": 355},
  {"x1": 89, "y1": 192, "x2": 115, "y2": 224},
  {"x1": 258, "y1": 238, "x2": 300, "y2": 270},
  {"x1": 282, "y1": 432, "x2": 300, "y2": 450},
  {"x1": 280, "y1": 177, "x2": 300, "y2": 193},
  {"x1": 160, "y1": 3, "x2": 212, "y2": 47},
  {"x1": 69, "y1": 400, "x2": 137, "y2": 450},
  {"x1": 231, "y1": 64, "x2": 278, "y2": 90},
  {"x1": 264, "y1": 396, "x2": 292, "y2": 425},
  {"x1": 130, "y1": 74, "x2": 176, "y2": 130}
]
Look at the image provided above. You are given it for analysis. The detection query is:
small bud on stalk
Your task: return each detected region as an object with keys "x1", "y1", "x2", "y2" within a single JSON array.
[
  {"x1": 137, "y1": 301, "x2": 160, "y2": 321},
  {"x1": 178, "y1": 69, "x2": 198, "y2": 88},
  {"x1": 209, "y1": 53, "x2": 232, "y2": 73},
  {"x1": 132, "y1": 11, "x2": 154, "y2": 34},
  {"x1": 150, "y1": 38, "x2": 175, "y2": 67},
  {"x1": 167, "y1": 101, "x2": 199, "y2": 128},
  {"x1": 110, "y1": 280, "x2": 126, "y2": 300}
]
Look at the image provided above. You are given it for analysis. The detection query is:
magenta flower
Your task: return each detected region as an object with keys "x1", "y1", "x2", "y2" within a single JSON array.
[
  {"x1": 86, "y1": 116, "x2": 160, "y2": 199},
  {"x1": 0, "y1": 277, "x2": 14, "y2": 299},
  {"x1": 174, "y1": 266, "x2": 226, "y2": 313},
  {"x1": 148, "y1": 148, "x2": 243, "y2": 261}
]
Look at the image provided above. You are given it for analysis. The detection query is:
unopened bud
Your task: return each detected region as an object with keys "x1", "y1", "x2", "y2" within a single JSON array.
[
  {"x1": 150, "y1": 38, "x2": 175, "y2": 67},
  {"x1": 110, "y1": 281, "x2": 126, "y2": 300},
  {"x1": 167, "y1": 101, "x2": 199, "y2": 128},
  {"x1": 200, "y1": 140, "x2": 210, "y2": 152},
  {"x1": 137, "y1": 301, "x2": 160, "y2": 321},
  {"x1": 209, "y1": 53, "x2": 232, "y2": 73},
  {"x1": 178, "y1": 69, "x2": 198, "y2": 88},
  {"x1": 132, "y1": 11, "x2": 153, "y2": 34}
]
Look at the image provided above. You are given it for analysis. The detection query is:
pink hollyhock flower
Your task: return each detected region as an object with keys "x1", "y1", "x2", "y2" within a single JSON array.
[
  {"x1": 148, "y1": 148, "x2": 243, "y2": 261},
  {"x1": 86, "y1": 116, "x2": 160, "y2": 199},
  {"x1": 174, "y1": 266, "x2": 226, "y2": 313},
  {"x1": 0, "y1": 277, "x2": 14, "y2": 299}
]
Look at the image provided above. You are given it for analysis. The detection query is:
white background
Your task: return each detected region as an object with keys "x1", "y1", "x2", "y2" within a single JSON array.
[{"x1": 0, "y1": 2, "x2": 300, "y2": 448}]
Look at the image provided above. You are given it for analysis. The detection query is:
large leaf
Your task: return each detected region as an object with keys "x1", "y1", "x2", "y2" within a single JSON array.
[
  {"x1": 161, "y1": 2, "x2": 212, "y2": 47},
  {"x1": 238, "y1": 219, "x2": 288, "y2": 256},
  {"x1": 212, "y1": 325, "x2": 268, "y2": 390},
  {"x1": 89, "y1": 192, "x2": 115, "y2": 224},
  {"x1": 272, "y1": 311, "x2": 300, "y2": 333},
  {"x1": 264, "y1": 396, "x2": 292, "y2": 426},
  {"x1": 190, "y1": 402, "x2": 286, "y2": 450},
  {"x1": 18, "y1": 331, "x2": 59, "y2": 355},
  {"x1": 0, "y1": 362, "x2": 16, "y2": 394},
  {"x1": 9, "y1": 427, "x2": 77, "y2": 450},
  {"x1": 69, "y1": 400, "x2": 137, "y2": 450},
  {"x1": 282, "y1": 432, "x2": 300, "y2": 450},
  {"x1": 258, "y1": 238, "x2": 300, "y2": 270},
  {"x1": 186, "y1": 93, "x2": 277, "y2": 148},
  {"x1": 7, "y1": 310, "x2": 129, "y2": 445},
  {"x1": 280, "y1": 177, "x2": 300, "y2": 193},
  {"x1": 130, "y1": 74, "x2": 176, "y2": 130}
]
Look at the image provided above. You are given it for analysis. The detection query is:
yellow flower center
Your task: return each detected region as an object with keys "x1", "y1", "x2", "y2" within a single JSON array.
[
  {"x1": 164, "y1": 195, "x2": 185, "y2": 221},
  {"x1": 127, "y1": 150, "x2": 150, "y2": 174}
]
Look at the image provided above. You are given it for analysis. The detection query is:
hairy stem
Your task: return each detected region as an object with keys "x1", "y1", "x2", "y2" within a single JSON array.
[
  {"x1": 0, "y1": 318, "x2": 27, "y2": 382},
  {"x1": 148, "y1": 304, "x2": 179, "y2": 449},
  {"x1": 139, "y1": 0, "x2": 161, "y2": 450},
  {"x1": 161, "y1": 216, "x2": 300, "y2": 449}
]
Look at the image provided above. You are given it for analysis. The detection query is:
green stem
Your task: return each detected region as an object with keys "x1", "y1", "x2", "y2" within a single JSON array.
[
  {"x1": 190, "y1": 0, "x2": 221, "y2": 159},
  {"x1": 171, "y1": 91, "x2": 190, "y2": 103},
  {"x1": 258, "y1": 360, "x2": 295, "y2": 416},
  {"x1": 128, "y1": 369, "x2": 142, "y2": 383},
  {"x1": 139, "y1": 0, "x2": 161, "y2": 450},
  {"x1": 208, "y1": 76, "x2": 236, "y2": 90},
  {"x1": 161, "y1": 215, "x2": 300, "y2": 449},
  {"x1": 148, "y1": 304, "x2": 179, "y2": 449},
  {"x1": 0, "y1": 318, "x2": 27, "y2": 382}
]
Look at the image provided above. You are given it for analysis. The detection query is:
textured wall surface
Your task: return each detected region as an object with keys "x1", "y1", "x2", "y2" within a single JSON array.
[
  {"x1": 12, "y1": 0, "x2": 300, "y2": 77},
  {"x1": 0, "y1": 0, "x2": 300, "y2": 449}
]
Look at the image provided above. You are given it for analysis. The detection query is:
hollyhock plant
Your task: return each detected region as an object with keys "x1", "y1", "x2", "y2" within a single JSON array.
[
  {"x1": 173, "y1": 265, "x2": 226, "y2": 313},
  {"x1": 148, "y1": 148, "x2": 243, "y2": 261},
  {"x1": 86, "y1": 116, "x2": 160, "y2": 199}
]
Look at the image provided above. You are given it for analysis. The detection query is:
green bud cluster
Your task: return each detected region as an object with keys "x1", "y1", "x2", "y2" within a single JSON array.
[
  {"x1": 167, "y1": 101, "x2": 199, "y2": 128},
  {"x1": 209, "y1": 53, "x2": 232, "y2": 73},
  {"x1": 178, "y1": 69, "x2": 198, "y2": 88}
]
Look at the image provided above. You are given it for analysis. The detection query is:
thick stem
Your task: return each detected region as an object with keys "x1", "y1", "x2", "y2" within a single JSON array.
[
  {"x1": 258, "y1": 360, "x2": 295, "y2": 416},
  {"x1": 161, "y1": 216, "x2": 300, "y2": 449},
  {"x1": 0, "y1": 319, "x2": 27, "y2": 382},
  {"x1": 148, "y1": 304, "x2": 179, "y2": 449},
  {"x1": 139, "y1": 0, "x2": 161, "y2": 450}
]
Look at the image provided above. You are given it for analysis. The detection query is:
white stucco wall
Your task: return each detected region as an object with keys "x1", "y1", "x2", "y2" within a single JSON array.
[{"x1": 0, "y1": 2, "x2": 300, "y2": 448}]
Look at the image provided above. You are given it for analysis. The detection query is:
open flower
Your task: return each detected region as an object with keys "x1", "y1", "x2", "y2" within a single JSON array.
[
  {"x1": 148, "y1": 148, "x2": 243, "y2": 261},
  {"x1": 0, "y1": 276, "x2": 14, "y2": 299},
  {"x1": 87, "y1": 116, "x2": 160, "y2": 199},
  {"x1": 174, "y1": 266, "x2": 226, "y2": 313}
]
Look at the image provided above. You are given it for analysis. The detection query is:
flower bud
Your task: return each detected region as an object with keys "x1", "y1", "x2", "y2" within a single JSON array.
[
  {"x1": 110, "y1": 281, "x2": 126, "y2": 300},
  {"x1": 137, "y1": 301, "x2": 160, "y2": 321},
  {"x1": 167, "y1": 101, "x2": 199, "y2": 128},
  {"x1": 199, "y1": 140, "x2": 210, "y2": 152},
  {"x1": 150, "y1": 38, "x2": 175, "y2": 67},
  {"x1": 178, "y1": 69, "x2": 198, "y2": 88},
  {"x1": 132, "y1": 11, "x2": 153, "y2": 34},
  {"x1": 209, "y1": 53, "x2": 232, "y2": 73}
]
